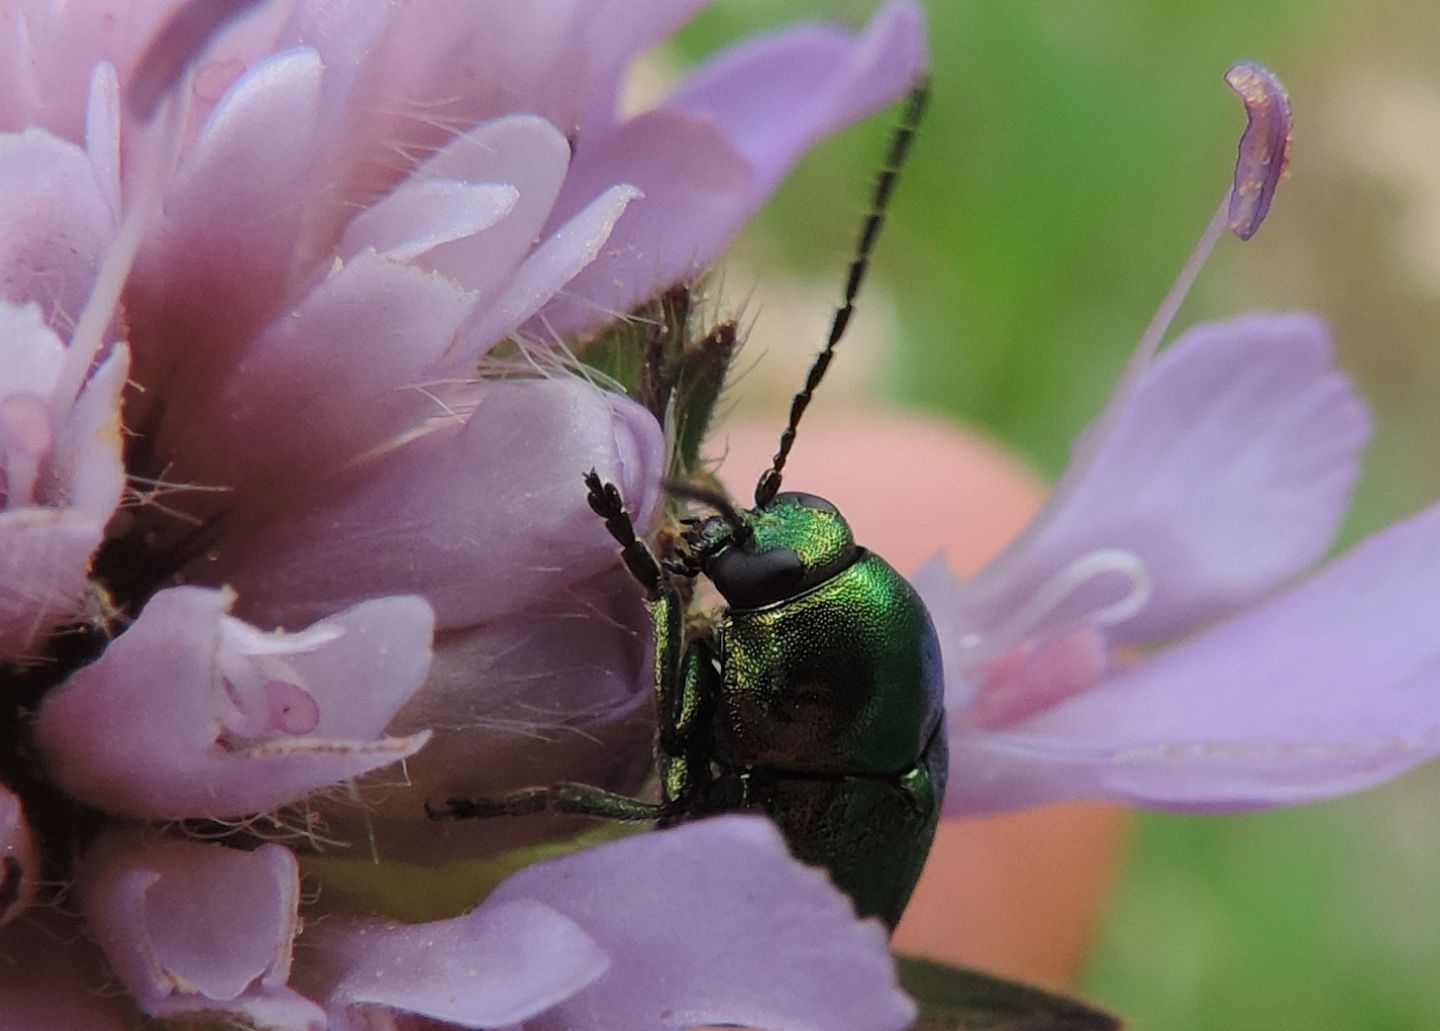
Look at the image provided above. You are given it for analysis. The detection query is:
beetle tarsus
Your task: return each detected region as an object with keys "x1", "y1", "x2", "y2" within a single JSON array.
[
  {"x1": 426, "y1": 788, "x2": 549, "y2": 820},
  {"x1": 583, "y1": 469, "x2": 667, "y2": 599}
]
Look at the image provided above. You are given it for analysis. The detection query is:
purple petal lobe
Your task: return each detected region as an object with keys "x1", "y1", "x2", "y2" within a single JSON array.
[
  {"x1": 947, "y1": 502, "x2": 1440, "y2": 814},
  {"x1": 664, "y1": 0, "x2": 927, "y2": 193},
  {"x1": 957, "y1": 628, "x2": 1110, "y2": 732},
  {"x1": 35, "y1": 587, "x2": 434, "y2": 819},
  {"x1": 945, "y1": 313, "x2": 1368, "y2": 657},
  {"x1": 362, "y1": 1, "x2": 709, "y2": 170},
  {"x1": 520, "y1": 110, "x2": 748, "y2": 339},
  {"x1": 199, "y1": 378, "x2": 665, "y2": 630},
  {"x1": 1225, "y1": 60, "x2": 1292, "y2": 240},
  {"x1": 489, "y1": 816, "x2": 916, "y2": 1031},
  {"x1": 300, "y1": 899, "x2": 607, "y2": 1029},
  {"x1": 539, "y1": 0, "x2": 927, "y2": 335},
  {"x1": 78, "y1": 830, "x2": 324, "y2": 1028}
]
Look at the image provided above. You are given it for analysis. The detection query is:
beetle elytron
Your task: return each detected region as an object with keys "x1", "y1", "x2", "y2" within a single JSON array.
[{"x1": 433, "y1": 80, "x2": 944, "y2": 930}]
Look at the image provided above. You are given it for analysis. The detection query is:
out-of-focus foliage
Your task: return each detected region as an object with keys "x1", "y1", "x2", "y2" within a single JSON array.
[{"x1": 672, "y1": 2, "x2": 1440, "y2": 1028}]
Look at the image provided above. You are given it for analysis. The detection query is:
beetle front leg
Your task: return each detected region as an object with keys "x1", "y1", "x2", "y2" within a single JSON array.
[
  {"x1": 657, "y1": 635, "x2": 719, "y2": 820},
  {"x1": 584, "y1": 469, "x2": 712, "y2": 813}
]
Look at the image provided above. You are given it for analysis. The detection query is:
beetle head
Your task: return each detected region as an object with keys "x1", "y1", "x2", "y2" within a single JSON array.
[{"x1": 690, "y1": 492, "x2": 857, "y2": 610}]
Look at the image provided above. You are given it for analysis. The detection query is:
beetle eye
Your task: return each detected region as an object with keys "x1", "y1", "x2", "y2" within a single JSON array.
[{"x1": 707, "y1": 546, "x2": 806, "y2": 609}]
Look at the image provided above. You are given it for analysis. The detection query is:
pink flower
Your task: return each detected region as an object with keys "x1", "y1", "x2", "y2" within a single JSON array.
[{"x1": 0, "y1": 1, "x2": 926, "y2": 1028}]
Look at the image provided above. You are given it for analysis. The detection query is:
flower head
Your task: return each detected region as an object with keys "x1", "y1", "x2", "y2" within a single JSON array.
[{"x1": 0, "y1": 1, "x2": 928, "y2": 1027}]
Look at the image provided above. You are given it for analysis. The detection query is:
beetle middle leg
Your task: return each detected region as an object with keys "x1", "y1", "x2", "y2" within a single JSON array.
[{"x1": 428, "y1": 783, "x2": 663, "y2": 822}]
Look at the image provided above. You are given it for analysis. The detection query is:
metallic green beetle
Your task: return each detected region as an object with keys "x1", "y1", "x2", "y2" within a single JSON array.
[
  {"x1": 433, "y1": 81, "x2": 943, "y2": 929},
  {"x1": 664, "y1": 484, "x2": 947, "y2": 928}
]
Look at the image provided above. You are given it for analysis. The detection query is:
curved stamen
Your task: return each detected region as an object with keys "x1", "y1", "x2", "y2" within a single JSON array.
[{"x1": 963, "y1": 548, "x2": 1152, "y2": 661}]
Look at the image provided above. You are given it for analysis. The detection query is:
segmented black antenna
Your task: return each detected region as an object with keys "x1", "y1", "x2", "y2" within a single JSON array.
[{"x1": 753, "y1": 75, "x2": 930, "y2": 508}]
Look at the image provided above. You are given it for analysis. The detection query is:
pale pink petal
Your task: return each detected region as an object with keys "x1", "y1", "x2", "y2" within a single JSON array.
[
  {"x1": 78, "y1": 830, "x2": 324, "y2": 1029},
  {"x1": 0, "y1": 392, "x2": 53, "y2": 505},
  {"x1": 275, "y1": 592, "x2": 437, "y2": 741},
  {"x1": 337, "y1": 178, "x2": 518, "y2": 265},
  {"x1": 129, "y1": 46, "x2": 323, "y2": 393},
  {"x1": 0, "y1": 300, "x2": 124, "y2": 530},
  {"x1": 355, "y1": 567, "x2": 654, "y2": 864},
  {"x1": 46, "y1": 344, "x2": 128, "y2": 520},
  {"x1": 197, "y1": 378, "x2": 665, "y2": 630},
  {"x1": 945, "y1": 503, "x2": 1440, "y2": 814},
  {"x1": 34, "y1": 587, "x2": 434, "y2": 819},
  {"x1": 0, "y1": 509, "x2": 103, "y2": 659},
  {"x1": 458, "y1": 183, "x2": 642, "y2": 361},
  {"x1": 489, "y1": 816, "x2": 916, "y2": 1031},
  {"x1": 299, "y1": 900, "x2": 607, "y2": 1030},
  {"x1": 155, "y1": 249, "x2": 476, "y2": 506},
  {"x1": 0, "y1": 787, "x2": 38, "y2": 925},
  {"x1": 0, "y1": 12, "x2": 45, "y2": 132},
  {"x1": 946, "y1": 313, "x2": 1369, "y2": 654},
  {"x1": 0, "y1": 128, "x2": 113, "y2": 326},
  {"x1": 0, "y1": 299, "x2": 63, "y2": 400},
  {"x1": 391, "y1": 114, "x2": 574, "y2": 293},
  {"x1": 0, "y1": 1, "x2": 271, "y2": 140},
  {"x1": 537, "y1": 0, "x2": 926, "y2": 334},
  {"x1": 268, "y1": 0, "x2": 400, "y2": 217},
  {"x1": 302, "y1": 1, "x2": 583, "y2": 213},
  {"x1": 366, "y1": 3, "x2": 596, "y2": 138},
  {"x1": 84, "y1": 62, "x2": 121, "y2": 215}
]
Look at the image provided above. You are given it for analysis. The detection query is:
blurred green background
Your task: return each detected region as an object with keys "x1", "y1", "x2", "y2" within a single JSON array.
[{"x1": 673, "y1": 2, "x2": 1440, "y2": 1028}]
